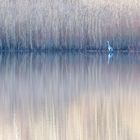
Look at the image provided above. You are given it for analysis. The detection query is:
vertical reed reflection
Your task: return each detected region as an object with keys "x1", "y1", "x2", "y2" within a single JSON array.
[{"x1": 0, "y1": 53, "x2": 140, "y2": 140}]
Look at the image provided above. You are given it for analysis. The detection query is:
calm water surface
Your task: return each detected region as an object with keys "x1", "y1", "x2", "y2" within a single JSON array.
[{"x1": 0, "y1": 53, "x2": 140, "y2": 140}]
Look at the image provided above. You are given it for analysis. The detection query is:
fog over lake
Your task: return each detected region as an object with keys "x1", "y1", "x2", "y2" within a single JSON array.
[{"x1": 0, "y1": 0, "x2": 140, "y2": 139}]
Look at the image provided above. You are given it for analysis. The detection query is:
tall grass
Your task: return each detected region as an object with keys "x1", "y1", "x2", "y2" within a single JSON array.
[{"x1": 0, "y1": 0, "x2": 140, "y2": 50}]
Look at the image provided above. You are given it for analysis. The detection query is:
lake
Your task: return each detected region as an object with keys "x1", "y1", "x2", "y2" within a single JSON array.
[{"x1": 0, "y1": 52, "x2": 140, "y2": 140}]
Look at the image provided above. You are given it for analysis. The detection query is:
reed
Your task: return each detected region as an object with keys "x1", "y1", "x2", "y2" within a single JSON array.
[{"x1": 0, "y1": 0, "x2": 140, "y2": 50}]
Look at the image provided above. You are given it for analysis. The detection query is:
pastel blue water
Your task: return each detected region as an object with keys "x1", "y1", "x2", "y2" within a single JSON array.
[{"x1": 0, "y1": 53, "x2": 139, "y2": 140}]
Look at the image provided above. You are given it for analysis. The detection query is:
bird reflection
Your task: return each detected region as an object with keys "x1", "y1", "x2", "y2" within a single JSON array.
[{"x1": 108, "y1": 53, "x2": 113, "y2": 64}]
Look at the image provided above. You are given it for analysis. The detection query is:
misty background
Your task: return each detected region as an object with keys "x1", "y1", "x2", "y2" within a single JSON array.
[{"x1": 0, "y1": 0, "x2": 140, "y2": 50}]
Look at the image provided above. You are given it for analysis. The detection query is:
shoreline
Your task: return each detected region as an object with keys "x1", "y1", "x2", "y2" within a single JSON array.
[{"x1": 0, "y1": 48, "x2": 139, "y2": 53}]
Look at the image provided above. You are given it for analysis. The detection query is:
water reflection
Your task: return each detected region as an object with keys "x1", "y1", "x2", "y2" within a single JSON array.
[
  {"x1": 0, "y1": 52, "x2": 140, "y2": 140},
  {"x1": 108, "y1": 53, "x2": 113, "y2": 64}
]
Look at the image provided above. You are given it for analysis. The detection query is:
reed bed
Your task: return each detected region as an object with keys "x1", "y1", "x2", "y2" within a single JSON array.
[{"x1": 0, "y1": 0, "x2": 140, "y2": 50}]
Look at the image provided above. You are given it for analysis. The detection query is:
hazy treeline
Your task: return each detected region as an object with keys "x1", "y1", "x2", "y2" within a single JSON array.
[{"x1": 0, "y1": 0, "x2": 140, "y2": 50}]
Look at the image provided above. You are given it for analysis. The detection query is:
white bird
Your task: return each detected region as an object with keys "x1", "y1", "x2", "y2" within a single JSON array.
[{"x1": 107, "y1": 41, "x2": 113, "y2": 52}]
